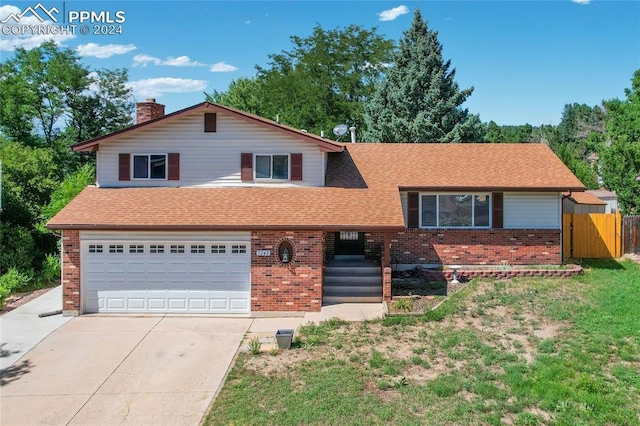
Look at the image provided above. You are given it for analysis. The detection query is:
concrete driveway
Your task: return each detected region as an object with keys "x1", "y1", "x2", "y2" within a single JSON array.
[{"x1": 1, "y1": 316, "x2": 252, "y2": 425}]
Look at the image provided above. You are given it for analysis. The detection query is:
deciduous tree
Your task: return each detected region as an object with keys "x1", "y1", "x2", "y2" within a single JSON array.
[
  {"x1": 207, "y1": 24, "x2": 394, "y2": 136},
  {"x1": 600, "y1": 69, "x2": 640, "y2": 214}
]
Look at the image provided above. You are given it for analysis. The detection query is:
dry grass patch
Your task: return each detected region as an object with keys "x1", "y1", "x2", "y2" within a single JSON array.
[{"x1": 206, "y1": 260, "x2": 640, "y2": 426}]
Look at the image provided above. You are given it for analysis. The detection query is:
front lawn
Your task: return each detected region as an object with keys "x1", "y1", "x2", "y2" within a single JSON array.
[{"x1": 205, "y1": 260, "x2": 640, "y2": 425}]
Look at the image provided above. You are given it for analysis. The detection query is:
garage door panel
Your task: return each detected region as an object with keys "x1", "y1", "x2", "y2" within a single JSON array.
[
  {"x1": 127, "y1": 298, "x2": 146, "y2": 310},
  {"x1": 84, "y1": 239, "x2": 250, "y2": 314},
  {"x1": 229, "y1": 298, "x2": 249, "y2": 311}
]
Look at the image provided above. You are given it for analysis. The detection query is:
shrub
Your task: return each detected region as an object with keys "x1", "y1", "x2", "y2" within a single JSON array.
[
  {"x1": 41, "y1": 254, "x2": 61, "y2": 283},
  {"x1": 0, "y1": 224, "x2": 36, "y2": 274},
  {"x1": 0, "y1": 268, "x2": 32, "y2": 306}
]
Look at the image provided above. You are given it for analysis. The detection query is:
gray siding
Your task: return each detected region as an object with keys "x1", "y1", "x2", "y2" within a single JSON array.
[
  {"x1": 97, "y1": 111, "x2": 326, "y2": 187},
  {"x1": 504, "y1": 193, "x2": 561, "y2": 229}
]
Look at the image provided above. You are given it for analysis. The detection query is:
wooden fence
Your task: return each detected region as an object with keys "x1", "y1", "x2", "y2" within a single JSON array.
[
  {"x1": 623, "y1": 215, "x2": 640, "y2": 254},
  {"x1": 563, "y1": 212, "x2": 622, "y2": 259}
]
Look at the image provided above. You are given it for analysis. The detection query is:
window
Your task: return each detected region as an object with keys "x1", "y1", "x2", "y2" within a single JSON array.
[
  {"x1": 255, "y1": 155, "x2": 289, "y2": 180},
  {"x1": 211, "y1": 244, "x2": 226, "y2": 254},
  {"x1": 133, "y1": 154, "x2": 166, "y2": 179},
  {"x1": 190, "y1": 244, "x2": 206, "y2": 254},
  {"x1": 109, "y1": 244, "x2": 124, "y2": 253},
  {"x1": 232, "y1": 244, "x2": 247, "y2": 254},
  {"x1": 88, "y1": 244, "x2": 103, "y2": 253},
  {"x1": 150, "y1": 244, "x2": 165, "y2": 254},
  {"x1": 129, "y1": 244, "x2": 144, "y2": 253},
  {"x1": 170, "y1": 244, "x2": 185, "y2": 254},
  {"x1": 420, "y1": 194, "x2": 491, "y2": 228}
]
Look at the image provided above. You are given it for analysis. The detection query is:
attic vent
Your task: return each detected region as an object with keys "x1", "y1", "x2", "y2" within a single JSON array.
[{"x1": 204, "y1": 113, "x2": 217, "y2": 132}]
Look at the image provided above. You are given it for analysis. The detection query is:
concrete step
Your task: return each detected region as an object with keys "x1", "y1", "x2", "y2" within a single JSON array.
[
  {"x1": 323, "y1": 295, "x2": 383, "y2": 304},
  {"x1": 325, "y1": 266, "x2": 380, "y2": 276},
  {"x1": 333, "y1": 255, "x2": 366, "y2": 261},
  {"x1": 324, "y1": 276, "x2": 382, "y2": 286},
  {"x1": 323, "y1": 286, "x2": 382, "y2": 296}
]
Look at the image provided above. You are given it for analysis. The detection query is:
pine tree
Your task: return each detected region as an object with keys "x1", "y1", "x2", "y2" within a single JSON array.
[{"x1": 363, "y1": 10, "x2": 484, "y2": 142}]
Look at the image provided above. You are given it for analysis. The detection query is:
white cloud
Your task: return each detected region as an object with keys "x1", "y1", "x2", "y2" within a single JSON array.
[
  {"x1": 571, "y1": 0, "x2": 590, "y2": 4},
  {"x1": 378, "y1": 5, "x2": 409, "y2": 21},
  {"x1": 133, "y1": 54, "x2": 205, "y2": 67},
  {"x1": 210, "y1": 61, "x2": 238, "y2": 72},
  {"x1": 163, "y1": 55, "x2": 205, "y2": 67},
  {"x1": 127, "y1": 77, "x2": 208, "y2": 97},
  {"x1": 77, "y1": 43, "x2": 136, "y2": 58},
  {"x1": 132, "y1": 54, "x2": 162, "y2": 67},
  {"x1": 0, "y1": 5, "x2": 75, "y2": 51}
]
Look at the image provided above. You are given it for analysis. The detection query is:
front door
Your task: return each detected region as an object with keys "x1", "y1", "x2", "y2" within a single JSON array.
[{"x1": 334, "y1": 231, "x2": 364, "y2": 256}]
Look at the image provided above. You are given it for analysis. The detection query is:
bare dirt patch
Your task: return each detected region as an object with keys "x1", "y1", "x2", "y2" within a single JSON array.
[{"x1": 243, "y1": 279, "x2": 569, "y2": 385}]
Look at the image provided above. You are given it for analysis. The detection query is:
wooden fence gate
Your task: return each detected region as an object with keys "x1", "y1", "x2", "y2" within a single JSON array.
[
  {"x1": 563, "y1": 212, "x2": 622, "y2": 259},
  {"x1": 623, "y1": 215, "x2": 640, "y2": 254}
]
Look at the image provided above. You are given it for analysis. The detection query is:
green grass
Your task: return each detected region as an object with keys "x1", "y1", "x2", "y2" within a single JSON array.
[{"x1": 205, "y1": 260, "x2": 640, "y2": 425}]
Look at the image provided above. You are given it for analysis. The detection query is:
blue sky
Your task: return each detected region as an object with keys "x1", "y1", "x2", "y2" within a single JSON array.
[{"x1": 1, "y1": 0, "x2": 638, "y2": 125}]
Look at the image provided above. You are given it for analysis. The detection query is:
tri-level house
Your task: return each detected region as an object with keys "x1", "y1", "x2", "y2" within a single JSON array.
[{"x1": 47, "y1": 100, "x2": 585, "y2": 316}]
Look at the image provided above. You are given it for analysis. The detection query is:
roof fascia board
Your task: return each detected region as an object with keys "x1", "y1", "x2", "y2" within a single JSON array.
[
  {"x1": 46, "y1": 224, "x2": 405, "y2": 231},
  {"x1": 398, "y1": 186, "x2": 586, "y2": 193}
]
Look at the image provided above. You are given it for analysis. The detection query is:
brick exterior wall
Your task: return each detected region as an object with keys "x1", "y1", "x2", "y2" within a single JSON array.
[
  {"x1": 364, "y1": 232, "x2": 384, "y2": 261},
  {"x1": 251, "y1": 231, "x2": 325, "y2": 312},
  {"x1": 327, "y1": 229, "x2": 562, "y2": 266},
  {"x1": 390, "y1": 229, "x2": 561, "y2": 265},
  {"x1": 61, "y1": 230, "x2": 81, "y2": 316},
  {"x1": 325, "y1": 232, "x2": 335, "y2": 260}
]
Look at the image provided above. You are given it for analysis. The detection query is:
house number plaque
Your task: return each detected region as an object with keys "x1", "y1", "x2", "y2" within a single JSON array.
[{"x1": 256, "y1": 250, "x2": 271, "y2": 256}]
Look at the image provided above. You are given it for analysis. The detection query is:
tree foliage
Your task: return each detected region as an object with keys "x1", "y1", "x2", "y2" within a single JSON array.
[
  {"x1": 600, "y1": 69, "x2": 640, "y2": 214},
  {"x1": 485, "y1": 122, "x2": 535, "y2": 143},
  {"x1": 363, "y1": 10, "x2": 484, "y2": 143},
  {"x1": 0, "y1": 42, "x2": 133, "y2": 275},
  {"x1": 207, "y1": 24, "x2": 394, "y2": 137}
]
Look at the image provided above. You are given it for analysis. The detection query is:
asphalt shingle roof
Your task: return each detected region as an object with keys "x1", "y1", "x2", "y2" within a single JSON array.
[{"x1": 46, "y1": 186, "x2": 405, "y2": 230}]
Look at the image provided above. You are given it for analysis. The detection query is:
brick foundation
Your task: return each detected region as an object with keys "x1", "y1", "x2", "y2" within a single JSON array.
[
  {"x1": 61, "y1": 230, "x2": 81, "y2": 316},
  {"x1": 251, "y1": 231, "x2": 324, "y2": 312}
]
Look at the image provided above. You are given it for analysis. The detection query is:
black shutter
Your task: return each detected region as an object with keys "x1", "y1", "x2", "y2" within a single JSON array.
[
  {"x1": 168, "y1": 153, "x2": 180, "y2": 180},
  {"x1": 291, "y1": 153, "x2": 303, "y2": 181},
  {"x1": 492, "y1": 192, "x2": 504, "y2": 229},
  {"x1": 119, "y1": 153, "x2": 130, "y2": 181},
  {"x1": 241, "y1": 153, "x2": 253, "y2": 181},
  {"x1": 408, "y1": 192, "x2": 419, "y2": 229}
]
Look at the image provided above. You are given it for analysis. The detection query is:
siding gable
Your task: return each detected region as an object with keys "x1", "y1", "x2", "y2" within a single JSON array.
[{"x1": 97, "y1": 111, "x2": 326, "y2": 187}]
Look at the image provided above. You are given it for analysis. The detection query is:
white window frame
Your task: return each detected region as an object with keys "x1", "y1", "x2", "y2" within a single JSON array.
[
  {"x1": 254, "y1": 154, "x2": 290, "y2": 181},
  {"x1": 419, "y1": 193, "x2": 492, "y2": 229},
  {"x1": 132, "y1": 154, "x2": 167, "y2": 180}
]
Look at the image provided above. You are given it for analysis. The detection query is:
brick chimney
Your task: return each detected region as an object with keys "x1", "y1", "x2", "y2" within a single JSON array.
[{"x1": 136, "y1": 98, "x2": 165, "y2": 124}]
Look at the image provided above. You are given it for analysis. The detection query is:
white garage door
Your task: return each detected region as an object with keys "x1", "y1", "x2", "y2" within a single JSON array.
[{"x1": 82, "y1": 237, "x2": 251, "y2": 314}]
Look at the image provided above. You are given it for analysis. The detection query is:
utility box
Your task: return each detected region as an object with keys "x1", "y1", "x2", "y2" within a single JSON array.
[{"x1": 275, "y1": 329, "x2": 294, "y2": 349}]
